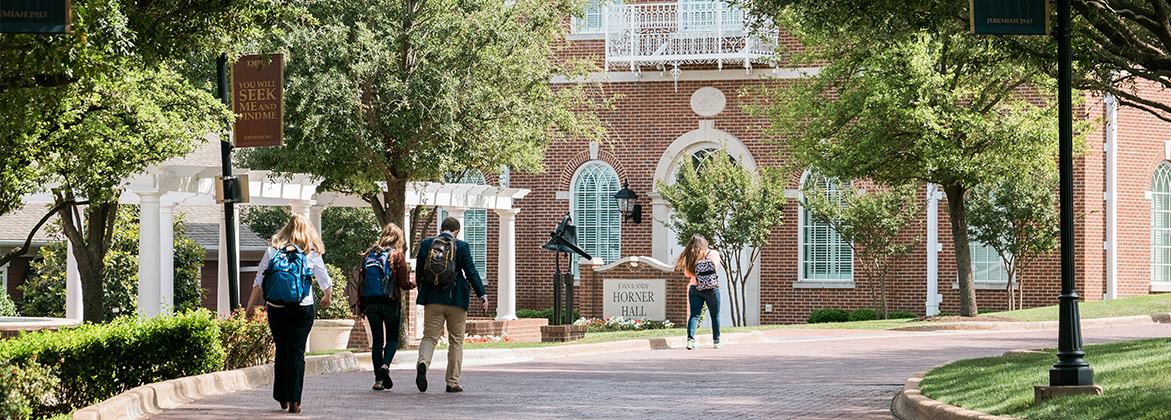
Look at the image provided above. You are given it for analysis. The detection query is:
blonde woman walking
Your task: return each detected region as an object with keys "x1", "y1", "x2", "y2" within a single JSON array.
[
  {"x1": 246, "y1": 213, "x2": 332, "y2": 413},
  {"x1": 674, "y1": 234, "x2": 722, "y2": 350}
]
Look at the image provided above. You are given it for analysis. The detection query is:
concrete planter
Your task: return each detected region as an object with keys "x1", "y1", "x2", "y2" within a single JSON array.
[{"x1": 307, "y1": 318, "x2": 355, "y2": 352}]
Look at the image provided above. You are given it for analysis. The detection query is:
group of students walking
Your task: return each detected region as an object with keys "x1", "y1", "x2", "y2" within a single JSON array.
[
  {"x1": 245, "y1": 214, "x2": 486, "y2": 413},
  {"x1": 245, "y1": 214, "x2": 720, "y2": 414}
]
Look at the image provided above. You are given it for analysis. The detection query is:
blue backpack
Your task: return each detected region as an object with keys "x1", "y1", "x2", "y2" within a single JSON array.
[
  {"x1": 262, "y1": 244, "x2": 312, "y2": 304},
  {"x1": 361, "y1": 247, "x2": 396, "y2": 299}
]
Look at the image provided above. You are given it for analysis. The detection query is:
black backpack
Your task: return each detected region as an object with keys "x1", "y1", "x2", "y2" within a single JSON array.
[
  {"x1": 360, "y1": 247, "x2": 395, "y2": 299},
  {"x1": 422, "y1": 236, "x2": 458, "y2": 288}
]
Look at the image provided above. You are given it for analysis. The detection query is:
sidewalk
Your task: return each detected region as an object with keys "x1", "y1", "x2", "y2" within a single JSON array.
[{"x1": 79, "y1": 314, "x2": 1171, "y2": 420}]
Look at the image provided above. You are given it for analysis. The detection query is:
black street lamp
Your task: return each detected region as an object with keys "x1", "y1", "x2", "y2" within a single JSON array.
[
  {"x1": 615, "y1": 180, "x2": 642, "y2": 224},
  {"x1": 1052, "y1": 0, "x2": 1093, "y2": 387}
]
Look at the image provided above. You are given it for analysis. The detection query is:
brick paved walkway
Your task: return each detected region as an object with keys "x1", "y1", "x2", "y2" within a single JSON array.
[{"x1": 151, "y1": 323, "x2": 1171, "y2": 419}]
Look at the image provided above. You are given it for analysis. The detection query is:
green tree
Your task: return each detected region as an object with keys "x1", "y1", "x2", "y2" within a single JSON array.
[
  {"x1": 240, "y1": 206, "x2": 291, "y2": 242},
  {"x1": 656, "y1": 149, "x2": 787, "y2": 327},
  {"x1": 800, "y1": 178, "x2": 923, "y2": 319},
  {"x1": 241, "y1": 206, "x2": 380, "y2": 270},
  {"x1": 967, "y1": 168, "x2": 1060, "y2": 311},
  {"x1": 1, "y1": 1, "x2": 296, "y2": 322},
  {"x1": 743, "y1": 3, "x2": 1063, "y2": 316},
  {"x1": 18, "y1": 207, "x2": 205, "y2": 318},
  {"x1": 236, "y1": 0, "x2": 609, "y2": 230}
]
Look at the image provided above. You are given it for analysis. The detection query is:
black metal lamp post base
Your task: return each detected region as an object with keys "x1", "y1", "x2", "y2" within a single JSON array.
[{"x1": 1049, "y1": 367, "x2": 1093, "y2": 386}]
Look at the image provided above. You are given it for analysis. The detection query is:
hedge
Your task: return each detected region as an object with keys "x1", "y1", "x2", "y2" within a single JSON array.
[
  {"x1": 807, "y1": 308, "x2": 849, "y2": 324},
  {"x1": 516, "y1": 307, "x2": 580, "y2": 325},
  {"x1": 0, "y1": 309, "x2": 225, "y2": 414}
]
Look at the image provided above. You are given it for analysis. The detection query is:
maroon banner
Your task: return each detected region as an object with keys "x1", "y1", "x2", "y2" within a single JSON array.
[{"x1": 232, "y1": 53, "x2": 284, "y2": 148}]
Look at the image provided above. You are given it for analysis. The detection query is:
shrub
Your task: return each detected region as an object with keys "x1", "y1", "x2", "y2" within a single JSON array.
[
  {"x1": 516, "y1": 307, "x2": 579, "y2": 325},
  {"x1": 218, "y1": 308, "x2": 275, "y2": 370},
  {"x1": 849, "y1": 308, "x2": 877, "y2": 322},
  {"x1": 573, "y1": 317, "x2": 675, "y2": 332},
  {"x1": 889, "y1": 311, "x2": 918, "y2": 319},
  {"x1": 0, "y1": 356, "x2": 61, "y2": 419},
  {"x1": 1, "y1": 292, "x2": 19, "y2": 316},
  {"x1": 314, "y1": 264, "x2": 352, "y2": 319},
  {"x1": 936, "y1": 312, "x2": 956, "y2": 317},
  {"x1": 807, "y1": 308, "x2": 849, "y2": 324},
  {"x1": 0, "y1": 309, "x2": 225, "y2": 414}
]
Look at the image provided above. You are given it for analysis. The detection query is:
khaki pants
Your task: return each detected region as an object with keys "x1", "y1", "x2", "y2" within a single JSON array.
[{"x1": 416, "y1": 303, "x2": 467, "y2": 387}]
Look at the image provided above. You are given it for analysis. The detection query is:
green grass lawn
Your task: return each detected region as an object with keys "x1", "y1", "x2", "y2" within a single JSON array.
[
  {"x1": 919, "y1": 338, "x2": 1171, "y2": 420},
  {"x1": 443, "y1": 293, "x2": 1171, "y2": 350}
]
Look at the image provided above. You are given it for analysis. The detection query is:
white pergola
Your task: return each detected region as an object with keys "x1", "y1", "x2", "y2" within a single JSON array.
[{"x1": 24, "y1": 161, "x2": 529, "y2": 321}]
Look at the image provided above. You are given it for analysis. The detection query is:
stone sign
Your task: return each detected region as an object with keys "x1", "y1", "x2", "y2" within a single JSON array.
[{"x1": 603, "y1": 279, "x2": 666, "y2": 320}]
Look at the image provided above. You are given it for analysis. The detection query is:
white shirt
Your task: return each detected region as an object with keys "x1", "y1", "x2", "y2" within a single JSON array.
[{"x1": 253, "y1": 246, "x2": 333, "y2": 306}]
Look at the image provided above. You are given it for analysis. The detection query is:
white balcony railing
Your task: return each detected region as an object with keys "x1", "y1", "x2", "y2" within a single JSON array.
[{"x1": 604, "y1": 1, "x2": 778, "y2": 86}]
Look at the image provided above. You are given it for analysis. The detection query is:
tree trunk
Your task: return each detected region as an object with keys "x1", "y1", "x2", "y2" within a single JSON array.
[
  {"x1": 55, "y1": 197, "x2": 119, "y2": 323},
  {"x1": 943, "y1": 184, "x2": 978, "y2": 317}
]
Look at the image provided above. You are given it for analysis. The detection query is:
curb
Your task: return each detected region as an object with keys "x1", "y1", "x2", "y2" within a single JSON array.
[
  {"x1": 887, "y1": 313, "x2": 1171, "y2": 332},
  {"x1": 72, "y1": 352, "x2": 360, "y2": 420},
  {"x1": 891, "y1": 369, "x2": 1022, "y2": 420}
]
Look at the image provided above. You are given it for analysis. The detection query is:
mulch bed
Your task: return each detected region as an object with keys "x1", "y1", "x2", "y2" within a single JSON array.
[{"x1": 908, "y1": 315, "x2": 1020, "y2": 323}]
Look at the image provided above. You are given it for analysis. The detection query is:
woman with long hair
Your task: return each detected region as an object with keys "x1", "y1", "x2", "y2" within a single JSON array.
[
  {"x1": 245, "y1": 213, "x2": 332, "y2": 413},
  {"x1": 359, "y1": 222, "x2": 415, "y2": 391},
  {"x1": 674, "y1": 233, "x2": 722, "y2": 350}
]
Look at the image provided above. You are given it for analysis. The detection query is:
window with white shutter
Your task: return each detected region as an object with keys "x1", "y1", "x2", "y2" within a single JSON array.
[
  {"x1": 799, "y1": 172, "x2": 853, "y2": 281},
  {"x1": 571, "y1": 161, "x2": 622, "y2": 276}
]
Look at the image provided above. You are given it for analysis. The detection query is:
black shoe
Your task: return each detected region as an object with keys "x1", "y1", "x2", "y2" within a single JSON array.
[
  {"x1": 378, "y1": 365, "x2": 392, "y2": 389},
  {"x1": 446, "y1": 385, "x2": 463, "y2": 393},
  {"x1": 416, "y1": 363, "x2": 428, "y2": 392}
]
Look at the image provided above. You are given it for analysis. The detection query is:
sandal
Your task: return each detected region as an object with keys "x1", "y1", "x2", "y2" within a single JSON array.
[{"x1": 372, "y1": 381, "x2": 384, "y2": 390}]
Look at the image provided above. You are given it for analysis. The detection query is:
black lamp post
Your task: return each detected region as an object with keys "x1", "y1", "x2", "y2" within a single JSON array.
[
  {"x1": 1051, "y1": 0, "x2": 1093, "y2": 387},
  {"x1": 615, "y1": 180, "x2": 642, "y2": 224}
]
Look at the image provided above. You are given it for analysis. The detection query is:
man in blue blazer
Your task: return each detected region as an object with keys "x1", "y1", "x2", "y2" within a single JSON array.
[{"x1": 414, "y1": 216, "x2": 488, "y2": 393}]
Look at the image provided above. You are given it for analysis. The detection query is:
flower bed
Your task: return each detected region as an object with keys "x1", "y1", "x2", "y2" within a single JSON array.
[{"x1": 573, "y1": 316, "x2": 674, "y2": 332}]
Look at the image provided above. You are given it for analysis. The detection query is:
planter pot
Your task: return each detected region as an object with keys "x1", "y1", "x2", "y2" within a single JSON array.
[{"x1": 307, "y1": 318, "x2": 355, "y2": 352}]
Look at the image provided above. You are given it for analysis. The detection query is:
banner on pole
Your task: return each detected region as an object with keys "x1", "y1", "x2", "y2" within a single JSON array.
[
  {"x1": 0, "y1": 0, "x2": 72, "y2": 33},
  {"x1": 970, "y1": 0, "x2": 1048, "y2": 35},
  {"x1": 232, "y1": 53, "x2": 284, "y2": 148}
]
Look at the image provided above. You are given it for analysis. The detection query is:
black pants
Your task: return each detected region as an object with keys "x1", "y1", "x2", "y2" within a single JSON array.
[
  {"x1": 365, "y1": 301, "x2": 402, "y2": 377},
  {"x1": 268, "y1": 304, "x2": 314, "y2": 403}
]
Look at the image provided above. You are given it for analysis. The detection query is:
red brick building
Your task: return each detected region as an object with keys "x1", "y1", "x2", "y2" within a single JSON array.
[{"x1": 463, "y1": 0, "x2": 1171, "y2": 326}]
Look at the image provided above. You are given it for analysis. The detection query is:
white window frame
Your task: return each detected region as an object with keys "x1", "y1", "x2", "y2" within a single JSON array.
[
  {"x1": 796, "y1": 170, "x2": 853, "y2": 288},
  {"x1": 570, "y1": 161, "x2": 622, "y2": 277},
  {"x1": 970, "y1": 242, "x2": 1012, "y2": 288},
  {"x1": 572, "y1": 0, "x2": 607, "y2": 35},
  {"x1": 1152, "y1": 162, "x2": 1171, "y2": 286}
]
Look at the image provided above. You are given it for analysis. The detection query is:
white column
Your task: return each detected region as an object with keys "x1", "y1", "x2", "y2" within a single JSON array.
[
  {"x1": 159, "y1": 201, "x2": 175, "y2": 314},
  {"x1": 66, "y1": 238, "x2": 83, "y2": 320},
  {"x1": 926, "y1": 184, "x2": 942, "y2": 316},
  {"x1": 1104, "y1": 94, "x2": 1118, "y2": 300},
  {"x1": 137, "y1": 190, "x2": 163, "y2": 317},
  {"x1": 649, "y1": 191, "x2": 671, "y2": 263},
  {"x1": 217, "y1": 207, "x2": 241, "y2": 315},
  {"x1": 404, "y1": 206, "x2": 415, "y2": 262},
  {"x1": 310, "y1": 203, "x2": 327, "y2": 235},
  {"x1": 445, "y1": 207, "x2": 467, "y2": 240},
  {"x1": 494, "y1": 208, "x2": 519, "y2": 320}
]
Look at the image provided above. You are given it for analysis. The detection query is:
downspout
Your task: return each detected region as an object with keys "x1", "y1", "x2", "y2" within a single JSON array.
[
  {"x1": 926, "y1": 183, "x2": 942, "y2": 315},
  {"x1": 1104, "y1": 94, "x2": 1118, "y2": 300}
]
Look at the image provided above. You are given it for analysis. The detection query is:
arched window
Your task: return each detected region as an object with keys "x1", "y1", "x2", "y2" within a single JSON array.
[
  {"x1": 1152, "y1": 162, "x2": 1171, "y2": 284},
  {"x1": 799, "y1": 171, "x2": 853, "y2": 281},
  {"x1": 571, "y1": 161, "x2": 622, "y2": 275}
]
